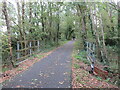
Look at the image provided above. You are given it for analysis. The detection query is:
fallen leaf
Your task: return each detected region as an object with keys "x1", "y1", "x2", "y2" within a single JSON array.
[
  {"x1": 34, "y1": 79, "x2": 37, "y2": 81},
  {"x1": 68, "y1": 86, "x2": 71, "y2": 88},
  {"x1": 51, "y1": 72, "x2": 54, "y2": 75},
  {"x1": 64, "y1": 78, "x2": 67, "y2": 80},
  {"x1": 39, "y1": 81, "x2": 41, "y2": 83},
  {"x1": 63, "y1": 72, "x2": 68, "y2": 75},
  {"x1": 34, "y1": 86, "x2": 37, "y2": 88},
  {"x1": 59, "y1": 81, "x2": 64, "y2": 84},
  {"x1": 66, "y1": 61, "x2": 70, "y2": 62},
  {"x1": 31, "y1": 82, "x2": 35, "y2": 85},
  {"x1": 16, "y1": 85, "x2": 21, "y2": 88},
  {"x1": 39, "y1": 73, "x2": 43, "y2": 76}
]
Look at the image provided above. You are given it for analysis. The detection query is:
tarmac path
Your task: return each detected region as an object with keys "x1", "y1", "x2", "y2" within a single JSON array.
[{"x1": 2, "y1": 41, "x2": 74, "y2": 88}]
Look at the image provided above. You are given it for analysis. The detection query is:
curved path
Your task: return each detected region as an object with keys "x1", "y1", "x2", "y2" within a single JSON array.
[{"x1": 3, "y1": 41, "x2": 74, "y2": 88}]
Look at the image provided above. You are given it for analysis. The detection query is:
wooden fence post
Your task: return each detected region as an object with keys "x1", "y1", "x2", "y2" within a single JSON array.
[
  {"x1": 37, "y1": 40, "x2": 40, "y2": 52},
  {"x1": 29, "y1": 41, "x2": 32, "y2": 55},
  {"x1": 17, "y1": 41, "x2": 20, "y2": 59},
  {"x1": 25, "y1": 41, "x2": 27, "y2": 56},
  {"x1": 89, "y1": 43, "x2": 90, "y2": 56},
  {"x1": 86, "y1": 42, "x2": 88, "y2": 54},
  {"x1": 92, "y1": 43, "x2": 95, "y2": 59},
  {"x1": 34, "y1": 41, "x2": 35, "y2": 51},
  {"x1": 86, "y1": 42, "x2": 90, "y2": 62}
]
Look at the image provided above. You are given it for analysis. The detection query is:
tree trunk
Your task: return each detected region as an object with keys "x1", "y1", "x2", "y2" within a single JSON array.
[
  {"x1": 41, "y1": 2, "x2": 44, "y2": 32},
  {"x1": 29, "y1": 2, "x2": 32, "y2": 34},
  {"x1": 48, "y1": 2, "x2": 52, "y2": 43},
  {"x1": 77, "y1": 4, "x2": 87, "y2": 48},
  {"x1": 2, "y1": 1, "x2": 14, "y2": 67},
  {"x1": 90, "y1": 3, "x2": 103, "y2": 62},
  {"x1": 29, "y1": 2, "x2": 32, "y2": 22},
  {"x1": 100, "y1": 13, "x2": 109, "y2": 64},
  {"x1": 88, "y1": 14, "x2": 95, "y2": 38},
  {"x1": 56, "y1": 5, "x2": 60, "y2": 45},
  {"x1": 117, "y1": 1, "x2": 120, "y2": 88},
  {"x1": 22, "y1": 0, "x2": 26, "y2": 40},
  {"x1": 17, "y1": 2, "x2": 24, "y2": 41}
]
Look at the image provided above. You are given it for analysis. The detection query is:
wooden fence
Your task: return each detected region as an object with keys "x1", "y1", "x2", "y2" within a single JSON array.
[
  {"x1": 86, "y1": 42, "x2": 96, "y2": 72},
  {"x1": 86, "y1": 42, "x2": 109, "y2": 79},
  {"x1": 16, "y1": 40, "x2": 40, "y2": 62}
]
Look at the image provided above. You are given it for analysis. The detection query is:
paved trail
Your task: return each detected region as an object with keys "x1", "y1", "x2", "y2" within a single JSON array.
[{"x1": 3, "y1": 41, "x2": 74, "y2": 88}]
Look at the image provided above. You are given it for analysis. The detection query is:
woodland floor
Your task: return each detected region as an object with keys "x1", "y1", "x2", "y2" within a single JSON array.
[
  {"x1": 72, "y1": 57, "x2": 119, "y2": 88},
  {"x1": 1, "y1": 40, "x2": 119, "y2": 89}
]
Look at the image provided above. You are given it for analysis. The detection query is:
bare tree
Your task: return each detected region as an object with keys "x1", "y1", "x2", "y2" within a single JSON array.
[{"x1": 17, "y1": 1, "x2": 24, "y2": 40}]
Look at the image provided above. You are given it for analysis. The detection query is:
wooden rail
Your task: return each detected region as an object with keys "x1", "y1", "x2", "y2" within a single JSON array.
[
  {"x1": 86, "y1": 42, "x2": 96, "y2": 68},
  {"x1": 94, "y1": 66, "x2": 108, "y2": 79},
  {"x1": 86, "y1": 42, "x2": 110, "y2": 79},
  {"x1": 16, "y1": 40, "x2": 40, "y2": 62}
]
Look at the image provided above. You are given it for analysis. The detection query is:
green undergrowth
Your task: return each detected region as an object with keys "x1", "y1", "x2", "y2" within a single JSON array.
[
  {"x1": 72, "y1": 40, "x2": 90, "y2": 66},
  {"x1": 73, "y1": 39, "x2": 90, "y2": 65},
  {"x1": 74, "y1": 64, "x2": 80, "y2": 69},
  {"x1": 2, "y1": 67, "x2": 9, "y2": 72},
  {"x1": 73, "y1": 41, "x2": 119, "y2": 87},
  {"x1": 40, "y1": 40, "x2": 68, "y2": 53},
  {"x1": 74, "y1": 51, "x2": 90, "y2": 65}
]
